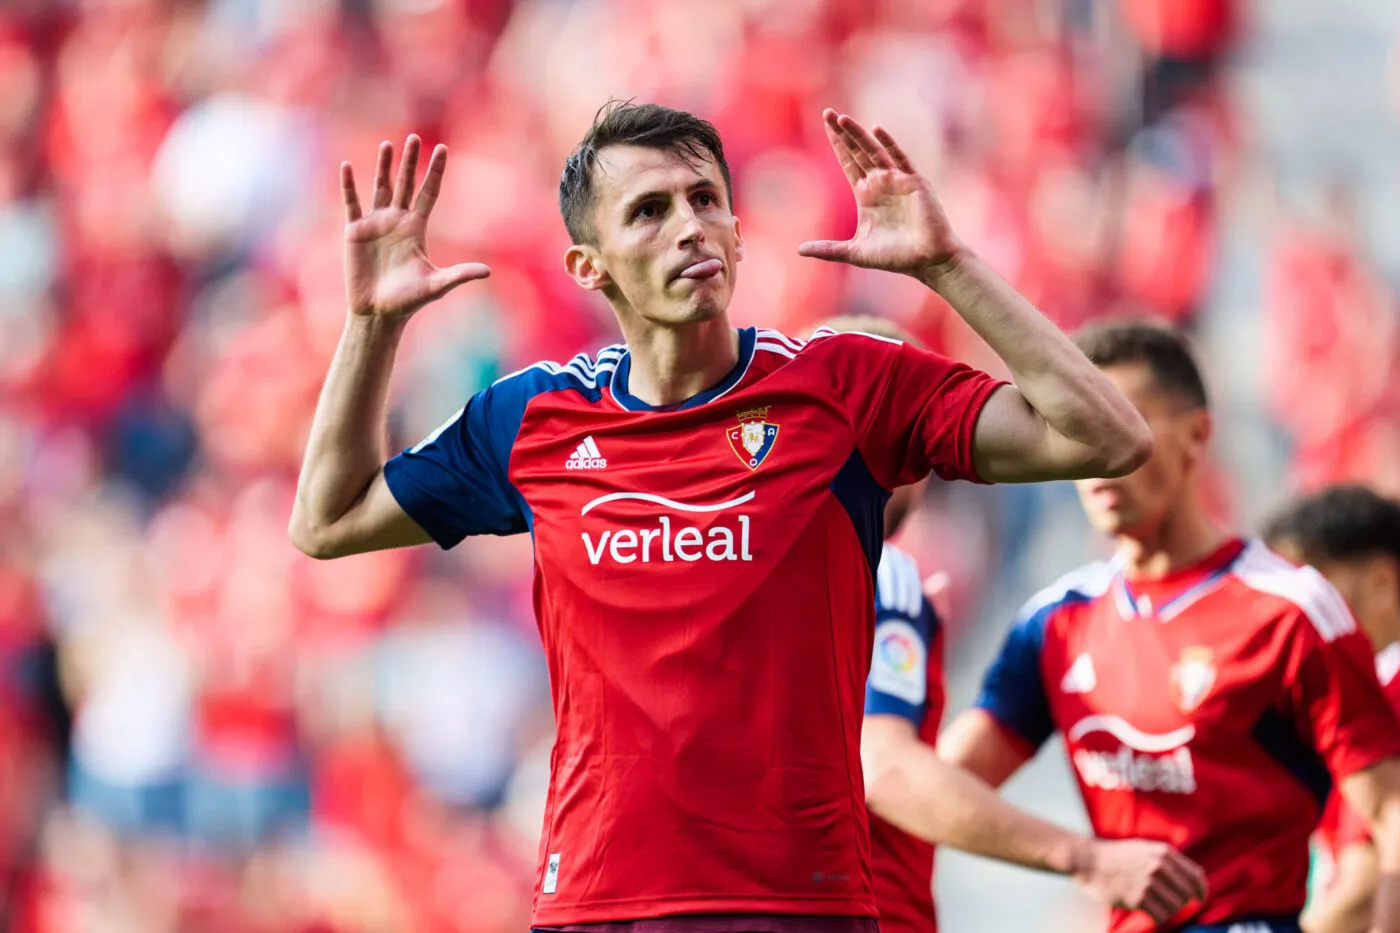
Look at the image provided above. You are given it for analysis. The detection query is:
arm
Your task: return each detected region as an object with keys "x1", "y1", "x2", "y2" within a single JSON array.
[
  {"x1": 865, "y1": 713, "x2": 1206, "y2": 923},
  {"x1": 1338, "y1": 759, "x2": 1400, "y2": 933},
  {"x1": 289, "y1": 136, "x2": 490, "y2": 558},
  {"x1": 1303, "y1": 842, "x2": 1380, "y2": 933},
  {"x1": 799, "y1": 110, "x2": 1151, "y2": 483}
]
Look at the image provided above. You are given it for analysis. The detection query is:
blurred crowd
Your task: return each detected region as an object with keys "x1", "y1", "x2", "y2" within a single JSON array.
[{"x1": 2, "y1": 0, "x2": 1399, "y2": 931}]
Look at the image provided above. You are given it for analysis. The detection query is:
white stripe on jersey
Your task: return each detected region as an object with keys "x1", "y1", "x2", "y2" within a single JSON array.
[
  {"x1": 808, "y1": 327, "x2": 904, "y2": 347},
  {"x1": 754, "y1": 341, "x2": 796, "y2": 359},
  {"x1": 756, "y1": 329, "x2": 805, "y2": 351},
  {"x1": 1232, "y1": 540, "x2": 1357, "y2": 642},
  {"x1": 877, "y1": 545, "x2": 923, "y2": 618},
  {"x1": 584, "y1": 436, "x2": 602, "y2": 458}
]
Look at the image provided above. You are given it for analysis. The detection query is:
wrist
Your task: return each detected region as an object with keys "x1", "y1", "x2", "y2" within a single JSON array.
[
  {"x1": 914, "y1": 241, "x2": 970, "y2": 291},
  {"x1": 1056, "y1": 835, "x2": 1097, "y2": 879},
  {"x1": 344, "y1": 311, "x2": 411, "y2": 342}
]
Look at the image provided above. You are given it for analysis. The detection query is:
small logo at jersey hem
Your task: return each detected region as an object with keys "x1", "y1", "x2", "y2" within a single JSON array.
[
  {"x1": 727, "y1": 406, "x2": 779, "y2": 470},
  {"x1": 566, "y1": 436, "x2": 607, "y2": 470}
]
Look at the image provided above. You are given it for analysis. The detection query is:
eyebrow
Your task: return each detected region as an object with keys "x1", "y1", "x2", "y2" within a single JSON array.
[{"x1": 620, "y1": 178, "x2": 722, "y2": 216}]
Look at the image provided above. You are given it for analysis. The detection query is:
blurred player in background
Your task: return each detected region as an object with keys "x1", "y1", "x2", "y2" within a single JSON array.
[
  {"x1": 937, "y1": 321, "x2": 1400, "y2": 933},
  {"x1": 290, "y1": 100, "x2": 1153, "y2": 933},
  {"x1": 1264, "y1": 485, "x2": 1400, "y2": 933},
  {"x1": 822, "y1": 316, "x2": 1204, "y2": 933}
]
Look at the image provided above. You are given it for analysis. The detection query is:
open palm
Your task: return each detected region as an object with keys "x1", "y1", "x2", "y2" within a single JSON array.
[
  {"x1": 799, "y1": 110, "x2": 961, "y2": 278},
  {"x1": 342, "y1": 136, "x2": 490, "y2": 318}
]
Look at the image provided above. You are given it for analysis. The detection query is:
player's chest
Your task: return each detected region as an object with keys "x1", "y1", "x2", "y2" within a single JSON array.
[
  {"x1": 1044, "y1": 596, "x2": 1281, "y2": 747},
  {"x1": 507, "y1": 390, "x2": 855, "y2": 560}
]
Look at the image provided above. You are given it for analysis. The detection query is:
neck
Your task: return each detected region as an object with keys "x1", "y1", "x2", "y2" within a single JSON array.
[
  {"x1": 1115, "y1": 492, "x2": 1230, "y2": 580},
  {"x1": 621, "y1": 316, "x2": 739, "y2": 407}
]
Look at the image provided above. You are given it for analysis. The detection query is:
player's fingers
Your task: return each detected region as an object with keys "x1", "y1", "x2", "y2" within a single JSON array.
[
  {"x1": 393, "y1": 135, "x2": 421, "y2": 210},
  {"x1": 372, "y1": 140, "x2": 394, "y2": 209},
  {"x1": 836, "y1": 113, "x2": 891, "y2": 171},
  {"x1": 414, "y1": 144, "x2": 449, "y2": 217},
  {"x1": 822, "y1": 110, "x2": 864, "y2": 186},
  {"x1": 1163, "y1": 853, "x2": 1208, "y2": 902},
  {"x1": 797, "y1": 240, "x2": 857, "y2": 264},
  {"x1": 341, "y1": 162, "x2": 362, "y2": 223},
  {"x1": 1146, "y1": 865, "x2": 1195, "y2": 911},
  {"x1": 1137, "y1": 887, "x2": 1176, "y2": 926},
  {"x1": 426, "y1": 262, "x2": 491, "y2": 298},
  {"x1": 872, "y1": 125, "x2": 917, "y2": 174}
]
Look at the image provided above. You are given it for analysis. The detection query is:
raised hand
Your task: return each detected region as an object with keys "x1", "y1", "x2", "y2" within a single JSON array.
[
  {"x1": 799, "y1": 110, "x2": 960, "y2": 278},
  {"x1": 1073, "y1": 838, "x2": 1208, "y2": 926},
  {"x1": 341, "y1": 136, "x2": 490, "y2": 318}
]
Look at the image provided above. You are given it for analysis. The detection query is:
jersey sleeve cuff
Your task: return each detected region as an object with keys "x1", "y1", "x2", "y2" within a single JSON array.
[
  {"x1": 939, "y1": 376, "x2": 1009, "y2": 485},
  {"x1": 865, "y1": 687, "x2": 925, "y2": 724},
  {"x1": 383, "y1": 455, "x2": 468, "y2": 550},
  {"x1": 973, "y1": 698, "x2": 1049, "y2": 757}
]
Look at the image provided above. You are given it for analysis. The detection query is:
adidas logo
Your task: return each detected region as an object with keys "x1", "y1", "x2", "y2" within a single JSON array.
[
  {"x1": 1061, "y1": 653, "x2": 1097, "y2": 695},
  {"x1": 566, "y1": 436, "x2": 608, "y2": 470}
]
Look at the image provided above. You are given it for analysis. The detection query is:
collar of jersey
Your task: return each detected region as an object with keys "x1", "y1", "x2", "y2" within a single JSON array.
[
  {"x1": 1114, "y1": 538, "x2": 1247, "y2": 622},
  {"x1": 609, "y1": 326, "x2": 757, "y2": 412}
]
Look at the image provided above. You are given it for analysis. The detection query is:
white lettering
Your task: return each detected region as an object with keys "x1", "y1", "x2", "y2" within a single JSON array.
[
  {"x1": 609, "y1": 529, "x2": 638, "y2": 563},
  {"x1": 705, "y1": 526, "x2": 737, "y2": 561},
  {"x1": 674, "y1": 527, "x2": 703, "y2": 561},
  {"x1": 660, "y1": 515, "x2": 672, "y2": 562},
  {"x1": 566, "y1": 458, "x2": 608, "y2": 470},
  {"x1": 581, "y1": 531, "x2": 612, "y2": 565},
  {"x1": 740, "y1": 515, "x2": 752, "y2": 561},
  {"x1": 640, "y1": 528, "x2": 661, "y2": 562},
  {"x1": 1073, "y1": 746, "x2": 1196, "y2": 794}
]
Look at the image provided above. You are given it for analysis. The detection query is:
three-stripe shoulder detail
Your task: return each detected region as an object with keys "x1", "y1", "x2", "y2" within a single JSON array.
[
  {"x1": 877, "y1": 545, "x2": 924, "y2": 618},
  {"x1": 1231, "y1": 540, "x2": 1358, "y2": 642}
]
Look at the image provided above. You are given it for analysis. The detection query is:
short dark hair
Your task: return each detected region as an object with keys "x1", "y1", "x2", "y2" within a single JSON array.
[
  {"x1": 1262, "y1": 484, "x2": 1400, "y2": 567},
  {"x1": 559, "y1": 100, "x2": 733, "y2": 245},
  {"x1": 1073, "y1": 319, "x2": 1209, "y2": 409}
]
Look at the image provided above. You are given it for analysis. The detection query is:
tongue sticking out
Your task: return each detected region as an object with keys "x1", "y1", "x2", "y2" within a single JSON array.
[{"x1": 678, "y1": 259, "x2": 723, "y2": 279}]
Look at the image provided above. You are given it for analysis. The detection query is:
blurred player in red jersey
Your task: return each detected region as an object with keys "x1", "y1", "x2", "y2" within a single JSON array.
[
  {"x1": 290, "y1": 100, "x2": 1154, "y2": 933},
  {"x1": 1264, "y1": 485, "x2": 1400, "y2": 933},
  {"x1": 819, "y1": 316, "x2": 1205, "y2": 933},
  {"x1": 930, "y1": 321, "x2": 1400, "y2": 933}
]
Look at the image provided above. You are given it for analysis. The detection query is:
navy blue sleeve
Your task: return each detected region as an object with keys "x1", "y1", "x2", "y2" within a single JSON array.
[
  {"x1": 866, "y1": 597, "x2": 941, "y2": 724},
  {"x1": 383, "y1": 376, "x2": 536, "y2": 548},
  {"x1": 973, "y1": 602, "x2": 1056, "y2": 752}
]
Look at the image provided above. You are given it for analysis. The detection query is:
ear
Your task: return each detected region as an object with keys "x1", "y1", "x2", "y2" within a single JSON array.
[
  {"x1": 1368, "y1": 556, "x2": 1400, "y2": 612},
  {"x1": 733, "y1": 215, "x2": 745, "y2": 262},
  {"x1": 565, "y1": 244, "x2": 610, "y2": 291}
]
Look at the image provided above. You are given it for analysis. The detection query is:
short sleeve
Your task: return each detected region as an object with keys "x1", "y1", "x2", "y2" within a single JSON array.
[
  {"x1": 1279, "y1": 595, "x2": 1400, "y2": 781},
  {"x1": 383, "y1": 378, "x2": 533, "y2": 548},
  {"x1": 974, "y1": 602, "x2": 1056, "y2": 754},
  {"x1": 866, "y1": 598, "x2": 942, "y2": 725},
  {"x1": 808, "y1": 331, "x2": 1005, "y2": 488}
]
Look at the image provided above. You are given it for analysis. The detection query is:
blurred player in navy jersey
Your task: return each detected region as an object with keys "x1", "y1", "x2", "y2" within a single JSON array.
[
  {"x1": 929, "y1": 321, "x2": 1400, "y2": 933},
  {"x1": 1265, "y1": 486, "x2": 1400, "y2": 933},
  {"x1": 289, "y1": 100, "x2": 1153, "y2": 933},
  {"x1": 820, "y1": 316, "x2": 1204, "y2": 933}
]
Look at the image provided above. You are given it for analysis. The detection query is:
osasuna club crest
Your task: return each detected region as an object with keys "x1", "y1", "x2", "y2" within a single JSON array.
[
  {"x1": 727, "y1": 406, "x2": 780, "y2": 470},
  {"x1": 1169, "y1": 647, "x2": 1217, "y2": 713}
]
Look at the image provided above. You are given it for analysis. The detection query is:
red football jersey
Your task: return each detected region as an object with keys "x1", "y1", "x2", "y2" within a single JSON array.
[
  {"x1": 384, "y1": 326, "x2": 1003, "y2": 926},
  {"x1": 1314, "y1": 641, "x2": 1400, "y2": 879},
  {"x1": 975, "y1": 538, "x2": 1400, "y2": 932}
]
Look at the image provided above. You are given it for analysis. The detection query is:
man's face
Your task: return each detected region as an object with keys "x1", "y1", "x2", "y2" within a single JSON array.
[
  {"x1": 1075, "y1": 363, "x2": 1210, "y2": 540},
  {"x1": 570, "y1": 145, "x2": 742, "y2": 326}
]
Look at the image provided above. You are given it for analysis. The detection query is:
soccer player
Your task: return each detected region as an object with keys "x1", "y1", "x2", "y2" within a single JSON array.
[
  {"x1": 818, "y1": 316, "x2": 1206, "y2": 933},
  {"x1": 1263, "y1": 485, "x2": 1400, "y2": 933},
  {"x1": 931, "y1": 321, "x2": 1400, "y2": 933},
  {"x1": 289, "y1": 101, "x2": 1153, "y2": 932}
]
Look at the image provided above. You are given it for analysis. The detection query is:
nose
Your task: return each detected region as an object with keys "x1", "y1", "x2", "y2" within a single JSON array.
[{"x1": 673, "y1": 201, "x2": 705, "y2": 249}]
